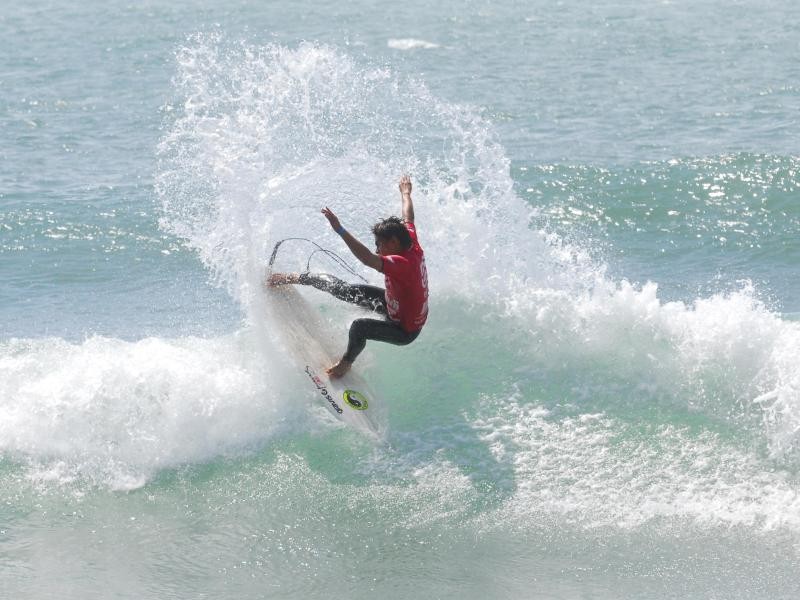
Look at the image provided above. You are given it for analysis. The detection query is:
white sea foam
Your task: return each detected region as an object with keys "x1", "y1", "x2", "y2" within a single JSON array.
[
  {"x1": 0, "y1": 333, "x2": 293, "y2": 490},
  {"x1": 157, "y1": 37, "x2": 582, "y2": 314},
  {"x1": 470, "y1": 396, "x2": 800, "y2": 532},
  {"x1": 493, "y1": 275, "x2": 800, "y2": 461},
  {"x1": 351, "y1": 389, "x2": 800, "y2": 533}
]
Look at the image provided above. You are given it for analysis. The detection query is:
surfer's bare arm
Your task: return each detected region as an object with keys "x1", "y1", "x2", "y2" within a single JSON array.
[
  {"x1": 322, "y1": 207, "x2": 383, "y2": 272},
  {"x1": 343, "y1": 233, "x2": 383, "y2": 272},
  {"x1": 399, "y1": 175, "x2": 414, "y2": 224}
]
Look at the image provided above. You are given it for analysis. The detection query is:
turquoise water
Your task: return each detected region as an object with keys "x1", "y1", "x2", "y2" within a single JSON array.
[{"x1": 2, "y1": 1, "x2": 800, "y2": 598}]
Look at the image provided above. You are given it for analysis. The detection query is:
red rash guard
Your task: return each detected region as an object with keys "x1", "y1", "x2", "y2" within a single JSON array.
[{"x1": 380, "y1": 222, "x2": 429, "y2": 333}]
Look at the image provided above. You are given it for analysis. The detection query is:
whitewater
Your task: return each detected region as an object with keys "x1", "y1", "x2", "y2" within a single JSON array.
[{"x1": 2, "y1": 2, "x2": 800, "y2": 598}]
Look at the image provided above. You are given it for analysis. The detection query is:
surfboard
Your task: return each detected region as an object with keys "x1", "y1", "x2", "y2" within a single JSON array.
[{"x1": 264, "y1": 283, "x2": 384, "y2": 440}]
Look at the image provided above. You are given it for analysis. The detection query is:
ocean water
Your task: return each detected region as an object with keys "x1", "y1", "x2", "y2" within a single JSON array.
[{"x1": 2, "y1": 1, "x2": 800, "y2": 598}]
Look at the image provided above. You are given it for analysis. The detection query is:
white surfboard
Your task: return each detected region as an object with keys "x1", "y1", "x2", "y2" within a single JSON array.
[{"x1": 265, "y1": 283, "x2": 385, "y2": 440}]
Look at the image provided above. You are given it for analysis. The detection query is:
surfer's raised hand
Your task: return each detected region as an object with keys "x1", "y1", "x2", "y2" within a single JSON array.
[
  {"x1": 321, "y1": 206, "x2": 342, "y2": 232},
  {"x1": 399, "y1": 174, "x2": 412, "y2": 196},
  {"x1": 399, "y1": 175, "x2": 415, "y2": 223}
]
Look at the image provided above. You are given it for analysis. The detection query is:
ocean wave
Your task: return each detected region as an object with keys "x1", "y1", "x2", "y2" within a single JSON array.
[
  {"x1": 487, "y1": 274, "x2": 800, "y2": 463},
  {"x1": 0, "y1": 332, "x2": 293, "y2": 490},
  {"x1": 473, "y1": 396, "x2": 800, "y2": 532},
  {"x1": 150, "y1": 36, "x2": 800, "y2": 500}
]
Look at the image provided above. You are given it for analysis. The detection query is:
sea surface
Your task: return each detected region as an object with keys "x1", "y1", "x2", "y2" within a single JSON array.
[{"x1": 2, "y1": 1, "x2": 800, "y2": 598}]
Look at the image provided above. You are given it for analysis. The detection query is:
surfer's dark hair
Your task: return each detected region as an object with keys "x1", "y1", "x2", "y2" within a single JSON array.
[{"x1": 372, "y1": 216, "x2": 412, "y2": 249}]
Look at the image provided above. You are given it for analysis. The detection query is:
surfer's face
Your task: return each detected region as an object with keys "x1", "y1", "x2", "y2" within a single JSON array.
[{"x1": 375, "y1": 236, "x2": 401, "y2": 256}]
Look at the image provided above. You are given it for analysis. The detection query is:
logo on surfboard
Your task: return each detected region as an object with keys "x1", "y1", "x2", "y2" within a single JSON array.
[
  {"x1": 303, "y1": 366, "x2": 370, "y2": 414},
  {"x1": 343, "y1": 389, "x2": 369, "y2": 411},
  {"x1": 304, "y1": 366, "x2": 344, "y2": 414}
]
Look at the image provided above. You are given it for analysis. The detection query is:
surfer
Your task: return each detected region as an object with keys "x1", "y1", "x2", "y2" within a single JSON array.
[{"x1": 269, "y1": 175, "x2": 428, "y2": 378}]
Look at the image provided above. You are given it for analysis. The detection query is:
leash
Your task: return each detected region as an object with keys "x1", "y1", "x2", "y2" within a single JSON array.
[{"x1": 267, "y1": 237, "x2": 369, "y2": 283}]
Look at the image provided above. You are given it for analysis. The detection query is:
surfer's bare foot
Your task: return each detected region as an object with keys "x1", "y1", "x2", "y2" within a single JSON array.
[
  {"x1": 267, "y1": 272, "x2": 300, "y2": 287},
  {"x1": 326, "y1": 359, "x2": 352, "y2": 379}
]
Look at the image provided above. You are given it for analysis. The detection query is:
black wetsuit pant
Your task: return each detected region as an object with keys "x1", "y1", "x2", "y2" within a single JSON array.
[{"x1": 297, "y1": 273, "x2": 420, "y2": 363}]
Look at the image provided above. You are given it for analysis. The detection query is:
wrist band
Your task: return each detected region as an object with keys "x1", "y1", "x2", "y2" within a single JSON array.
[{"x1": 335, "y1": 225, "x2": 346, "y2": 236}]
